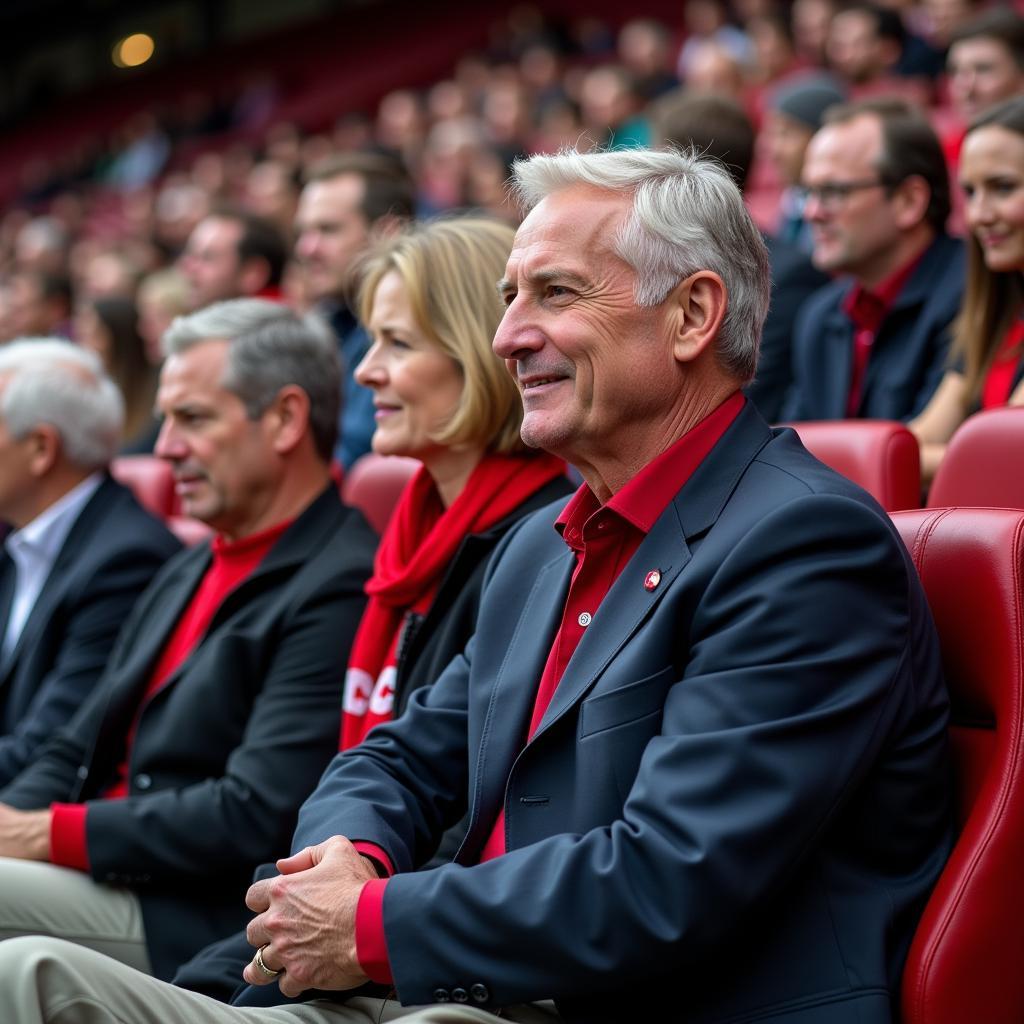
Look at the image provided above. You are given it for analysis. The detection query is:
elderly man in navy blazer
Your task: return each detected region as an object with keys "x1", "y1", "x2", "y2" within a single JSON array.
[
  {"x1": 0, "y1": 150, "x2": 951, "y2": 1024},
  {"x1": 0, "y1": 340, "x2": 179, "y2": 785}
]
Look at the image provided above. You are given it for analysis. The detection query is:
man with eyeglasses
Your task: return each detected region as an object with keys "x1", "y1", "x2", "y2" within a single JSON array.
[{"x1": 782, "y1": 98, "x2": 964, "y2": 422}]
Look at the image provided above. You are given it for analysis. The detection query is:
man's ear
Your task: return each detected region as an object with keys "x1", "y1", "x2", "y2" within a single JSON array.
[
  {"x1": 890, "y1": 175, "x2": 931, "y2": 231},
  {"x1": 265, "y1": 385, "x2": 311, "y2": 455},
  {"x1": 27, "y1": 424, "x2": 61, "y2": 477},
  {"x1": 668, "y1": 271, "x2": 728, "y2": 365}
]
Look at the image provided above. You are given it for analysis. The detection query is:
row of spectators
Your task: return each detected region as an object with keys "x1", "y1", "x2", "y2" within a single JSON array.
[{"x1": 1, "y1": 2, "x2": 1023, "y2": 484}]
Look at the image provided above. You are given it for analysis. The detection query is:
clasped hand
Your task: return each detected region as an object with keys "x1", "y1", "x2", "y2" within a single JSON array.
[{"x1": 243, "y1": 835, "x2": 377, "y2": 998}]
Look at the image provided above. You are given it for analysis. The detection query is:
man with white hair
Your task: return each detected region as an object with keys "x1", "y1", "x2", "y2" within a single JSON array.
[
  {"x1": 0, "y1": 340, "x2": 180, "y2": 786},
  {"x1": 0, "y1": 151, "x2": 950, "y2": 1024},
  {"x1": 0, "y1": 301, "x2": 375, "y2": 987}
]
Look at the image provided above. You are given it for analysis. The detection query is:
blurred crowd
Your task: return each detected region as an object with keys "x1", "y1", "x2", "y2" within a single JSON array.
[{"x1": 0, "y1": 0, "x2": 1022, "y2": 458}]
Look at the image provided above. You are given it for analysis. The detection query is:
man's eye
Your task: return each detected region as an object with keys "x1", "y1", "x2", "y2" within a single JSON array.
[{"x1": 502, "y1": 292, "x2": 517, "y2": 306}]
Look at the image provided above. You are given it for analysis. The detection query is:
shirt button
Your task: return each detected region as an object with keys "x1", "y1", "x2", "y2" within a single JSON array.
[
  {"x1": 470, "y1": 983, "x2": 490, "y2": 1003},
  {"x1": 577, "y1": 612, "x2": 592, "y2": 627},
  {"x1": 433, "y1": 989, "x2": 450, "y2": 1003},
  {"x1": 76, "y1": 766, "x2": 89, "y2": 780},
  {"x1": 452, "y1": 987, "x2": 469, "y2": 1003},
  {"x1": 134, "y1": 773, "x2": 152, "y2": 790}
]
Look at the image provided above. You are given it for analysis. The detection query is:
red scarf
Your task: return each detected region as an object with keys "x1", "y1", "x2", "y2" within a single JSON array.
[{"x1": 340, "y1": 451, "x2": 565, "y2": 749}]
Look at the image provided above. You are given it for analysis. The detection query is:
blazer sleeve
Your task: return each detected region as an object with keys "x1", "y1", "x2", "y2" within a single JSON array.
[
  {"x1": 0, "y1": 540, "x2": 175, "y2": 787},
  {"x1": 296, "y1": 493, "x2": 930, "y2": 1007},
  {"x1": 78, "y1": 558, "x2": 369, "y2": 885}
]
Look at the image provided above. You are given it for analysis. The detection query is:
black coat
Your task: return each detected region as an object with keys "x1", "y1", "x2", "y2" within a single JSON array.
[
  {"x1": 173, "y1": 474, "x2": 574, "y2": 1006},
  {"x1": 1, "y1": 486, "x2": 376, "y2": 980},
  {"x1": 0, "y1": 476, "x2": 180, "y2": 785}
]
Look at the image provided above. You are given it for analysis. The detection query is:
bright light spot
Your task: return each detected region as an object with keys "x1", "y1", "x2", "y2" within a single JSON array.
[{"x1": 112, "y1": 33, "x2": 155, "y2": 69}]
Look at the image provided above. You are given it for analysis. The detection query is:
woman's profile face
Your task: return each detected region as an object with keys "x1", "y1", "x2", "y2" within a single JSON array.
[
  {"x1": 961, "y1": 123, "x2": 1024, "y2": 274},
  {"x1": 356, "y1": 271, "x2": 465, "y2": 463}
]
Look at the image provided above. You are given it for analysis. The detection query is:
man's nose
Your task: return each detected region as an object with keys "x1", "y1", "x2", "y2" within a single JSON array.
[
  {"x1": 493, "y1": 307, "x2": 546, "y2": 360},
  {"x1": 154, "y1": 419, "x2": 186, "y2": 461}
]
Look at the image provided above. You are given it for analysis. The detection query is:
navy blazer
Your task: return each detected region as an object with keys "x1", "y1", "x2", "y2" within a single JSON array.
[
  {"x1": 291, "y1": 403, "x2": 952, "y2": 1024},
  {"x1": 0, "y1": 476, "x2": 180, "y2": 785},
  {"x1": 1, "y1": 486, "x2": 376, "y2": 980},
  {"x1": 783, "y1": 233, "x2": 964, "y2": 421}
]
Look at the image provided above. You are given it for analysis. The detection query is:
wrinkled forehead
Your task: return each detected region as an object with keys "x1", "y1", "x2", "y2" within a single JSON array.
[{"x1": 507, "y1": 185, "x2": 631, "y2": 277}]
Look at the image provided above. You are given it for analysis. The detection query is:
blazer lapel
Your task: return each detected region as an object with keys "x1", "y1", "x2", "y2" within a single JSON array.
[
  {"x1": 532, "y1": 401, "x2": 774, "y2": 740},
  {"x1": 0, "y1": 554, "x2": 15, "y2": 685},
  {"x1": 0, "y1": 478, "x2": 119, "y2": 676},
  {"x1": 140, "y1": 486, "x2": 345, "y2": 706},
  {"x1": 532, "y1": 506, "x2": 690, "y2": 739},
  {"x1": 112, "y1": 548, "x2": 211, "y2": 692},
  {"x1": 470, "y1": 547, "x2": 574, "y2": 828}
]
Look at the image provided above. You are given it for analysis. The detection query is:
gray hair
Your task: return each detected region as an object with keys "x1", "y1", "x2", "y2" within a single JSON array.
[
  {"x1": 511, "y1": 147, "x2": 770, "y2": 383},
  {"x1": 162, "y1": 298, "x2": 341, "y2": 462},
  {"x1": 0, "y1": 339, "x2": 123, "y2": 468}
]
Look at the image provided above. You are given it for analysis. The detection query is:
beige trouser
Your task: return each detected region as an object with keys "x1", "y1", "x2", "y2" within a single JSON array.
[
  {"x1": 0, "y1": 858, "x2": 150, "y2": 973},
  {"x1": 0, "y1": 937, "x2": 563, "y2": 1024}
]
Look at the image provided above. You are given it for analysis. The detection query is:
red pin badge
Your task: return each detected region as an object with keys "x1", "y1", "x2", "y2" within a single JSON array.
[{"x1": 643, "y1": 569, "x2": 661, "y2": 591}]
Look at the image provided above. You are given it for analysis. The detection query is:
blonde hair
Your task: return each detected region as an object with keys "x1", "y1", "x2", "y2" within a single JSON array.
[{"x1": 357, "y1": 217, "x2": 525, "y2": 453}]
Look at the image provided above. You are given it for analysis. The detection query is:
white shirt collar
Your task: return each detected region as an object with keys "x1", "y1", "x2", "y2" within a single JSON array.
[{"x1": 6, "y1": 473, "x2": 104, "y2": 566}]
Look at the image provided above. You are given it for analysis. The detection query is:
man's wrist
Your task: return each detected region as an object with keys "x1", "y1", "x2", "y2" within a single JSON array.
[{"x1": 12, "y1": 809, "x2": 51, "y2": 861}]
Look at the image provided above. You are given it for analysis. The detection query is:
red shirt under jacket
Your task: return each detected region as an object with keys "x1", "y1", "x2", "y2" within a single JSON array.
[
  {"x1": 982, "y1": 318, "x2": 1024, "y2": 410},
  {"x1": 49, "y1": 519, "x2": 291, "y2": 872},
  {"x1": 841, "y1": 254, "x2": 922, "y2": 417},
  {"x1": 355, "y1": 391, "x2": 746, "y2": 985}
]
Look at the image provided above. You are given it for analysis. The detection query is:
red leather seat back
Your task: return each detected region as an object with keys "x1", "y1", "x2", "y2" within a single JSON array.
[
  {"x1": 788, "y1": 421, "x2": 920, "y2": 511},
  {"x1": 893, "y1": 507, "x2": 1024, "y2": 1024},
  {"x1": 110, "y1": 455, "x2": 176, "y2": 519},
  {"x1": 928, "y1": 407, "x2": 1024, "y2": 509},
  {"x1": 341, "y1": 454, "x2": 420, "y2": 536}
]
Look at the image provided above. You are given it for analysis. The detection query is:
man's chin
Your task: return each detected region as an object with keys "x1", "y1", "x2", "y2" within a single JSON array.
[{"x1": 520, "y1": 416, "x2": 574, "y2": 458}]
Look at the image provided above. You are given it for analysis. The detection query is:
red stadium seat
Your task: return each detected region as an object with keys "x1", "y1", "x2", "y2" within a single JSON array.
[
  {"x1": 788, "y1": 420, "x2": 921, "y2": 511},
  {"x1": 110, "y1": 455, "x2": 176, "y2": 519},
  {"x1": 893, "y1": 507, "x2": 1024, "y2": 1024},
  {"x1": 341, "y1": 454, "x2": 419, "y2": 535},
  {"x1": 927, "y1": 407, "x2": 1024, "y2": 509}
]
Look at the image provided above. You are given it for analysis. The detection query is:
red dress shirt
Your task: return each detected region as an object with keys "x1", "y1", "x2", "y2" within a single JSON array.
[
  {"x1": 355, "y1": 392, "x2": 746, "y2": 985},
  {"x1": 841, "y1": 255, "x2": 922, "y2": 417},
  {"x1": 981, "y1": 318, "x2": 1024, "y2": 410},
  {"x1": 49, "y1": 520, "x2": 291, "y2": 872}
]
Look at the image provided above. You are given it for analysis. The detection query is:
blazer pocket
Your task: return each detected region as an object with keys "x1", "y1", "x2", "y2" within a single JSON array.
[{"x1": 579, "y1": 665, "x2": 675, "y2": 738}]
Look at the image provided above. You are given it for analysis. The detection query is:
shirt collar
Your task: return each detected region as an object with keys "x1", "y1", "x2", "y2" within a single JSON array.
[
  {"x1": 842, "y1": 250, "x2": 923, "y2": 334},
  {"x1": 5, "y1": 473, "x2": 104, "y2": 565},
  {"x1": 555, "y1": 391, "x2": 745, "y2": 543}
]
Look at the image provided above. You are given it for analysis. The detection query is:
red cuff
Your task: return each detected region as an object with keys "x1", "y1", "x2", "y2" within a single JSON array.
[
  {"x1": 355, "y1": 878, "x2": 393, "y2": 985},
  {"x1": 352, "y1": 842, "x2": 394, "y2": 877},
  {"x1": 49, "y1": 803, "x2": 90, "y2": 872}
]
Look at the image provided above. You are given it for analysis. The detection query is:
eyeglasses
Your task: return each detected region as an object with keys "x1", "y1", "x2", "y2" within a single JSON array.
[{"x1": 798, "y1": 179, "x2": 890, "y2": 211}]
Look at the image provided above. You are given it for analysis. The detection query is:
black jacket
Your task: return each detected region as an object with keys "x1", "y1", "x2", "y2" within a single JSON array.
[
  {"x1": 173, "y1": 474, "x2": 573, "y2": 1006},
  {"x1": 0, "y1": 476, "x2": 180, "y2": 785},
  {"x1": 1, "y1": 486, "x2": 376, "y2": 980}
]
